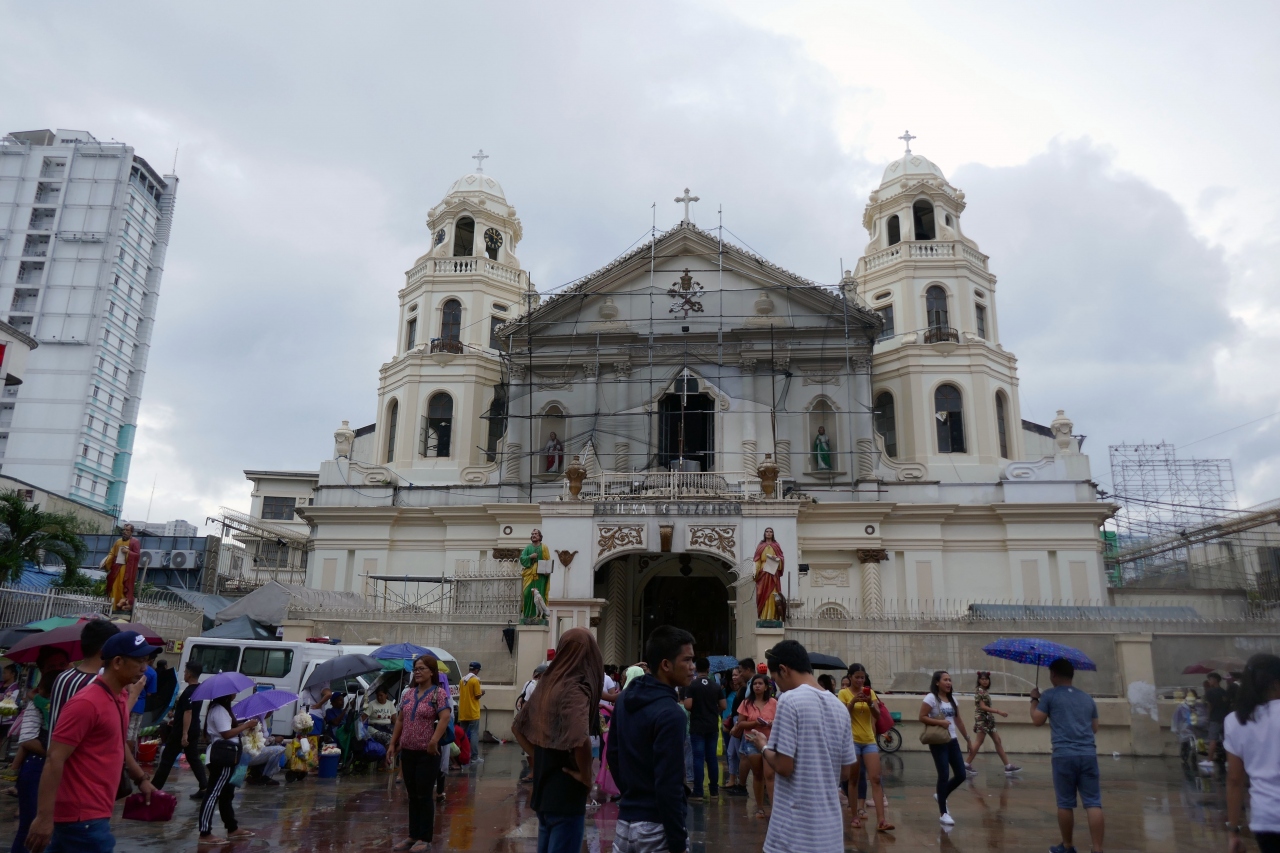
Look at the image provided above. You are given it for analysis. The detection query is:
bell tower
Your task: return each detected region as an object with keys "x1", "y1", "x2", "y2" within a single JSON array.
[
  {"x1": 374, "y1": 154, "x2": 529, "y2": 484},
  {"x1": 852, "y1": 134, "x2": 1023, "y2": 480}
]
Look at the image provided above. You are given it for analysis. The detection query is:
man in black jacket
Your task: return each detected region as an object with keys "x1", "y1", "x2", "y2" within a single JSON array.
[
  {"x1": 607, "y1": 625, "x2": 695, "y2": 853},
  {"x1": 151, "y1": 661, "x2": 208, "y2": 797}
]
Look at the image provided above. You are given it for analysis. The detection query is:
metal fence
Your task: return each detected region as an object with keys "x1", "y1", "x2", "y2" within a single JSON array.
[{"x1": 0, "y1": 583, "x2": 109, "y2": 627}]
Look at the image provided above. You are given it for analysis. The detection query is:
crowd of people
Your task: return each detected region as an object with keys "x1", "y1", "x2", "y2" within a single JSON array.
[{"x1": 2, "y1": 613, "x2": 1279, "y2": 853}]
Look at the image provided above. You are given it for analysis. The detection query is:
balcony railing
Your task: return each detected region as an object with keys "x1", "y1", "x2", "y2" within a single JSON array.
[
  {"x1": 566, "y1": 470, "x2": 763, "y2": 500},
  {"x1": 429, "y1": 338, "x2": 464, "y2": 354},
  {"x1": 407, "y1": 255, "x2": 529, "y2": 287},
  {"x1": 923, "y1": 325, "x2": 959, "y2": 344},
  {"x1": 860, "y1": 240, "x2": 989, "y2": 273}
]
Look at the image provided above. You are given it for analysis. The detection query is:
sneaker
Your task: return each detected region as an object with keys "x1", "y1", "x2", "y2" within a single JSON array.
[
  {"x1": 190, "y1": 789, "x2": 206, "y2": 801},
  {"x1": 709, "y1": 788, "x2": 719, "y2": 799},
  {"x1": 1048, "y1": 845, "x2": 1077, "y2": 853},
  {"x1": 964, "y1": 762, "x2": 975, "y2": 773},
  {"x1": 939, "y1": 813, "x2": 955, "y2": 826},
  {"x1": 1004, "y1": 764, "x2": 1022, "y2": 773},
  {"x1": 688, "y1": 795, "x2": 705, "y2": 803},
  {"x1": 726, "y1": 786, "x2": 748, "y2": 797}
]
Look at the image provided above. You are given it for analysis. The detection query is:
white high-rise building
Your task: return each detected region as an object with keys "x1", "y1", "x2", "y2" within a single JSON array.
[{"x1": 0, "y1": 129, "x2": 178, "y2": 515}]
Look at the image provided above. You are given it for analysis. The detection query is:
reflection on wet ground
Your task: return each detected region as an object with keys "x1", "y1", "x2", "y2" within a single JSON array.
[{"x1": 0, "y1": 745, "x2": 1249, "y2": 851}]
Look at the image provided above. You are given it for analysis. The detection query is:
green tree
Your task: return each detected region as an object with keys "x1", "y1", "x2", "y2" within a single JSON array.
[{"x1": 0, "y1": 490, "x2": 88, "y2": 585}]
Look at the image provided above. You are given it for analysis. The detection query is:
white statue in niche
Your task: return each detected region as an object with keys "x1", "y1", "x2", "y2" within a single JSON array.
[{"x1": 544, "y1": 431, "x2": 564, "y2": 472}]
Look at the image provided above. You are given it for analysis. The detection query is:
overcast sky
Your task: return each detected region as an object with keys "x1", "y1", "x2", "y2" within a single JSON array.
[{"x1": 2, "y1": 1, "x2": 1278, "y2": 528}]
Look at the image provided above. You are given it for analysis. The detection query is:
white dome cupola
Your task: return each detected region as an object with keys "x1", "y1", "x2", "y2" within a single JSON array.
[{"x1": 425, "y1": 150, "x2": 524, "y2": 267}]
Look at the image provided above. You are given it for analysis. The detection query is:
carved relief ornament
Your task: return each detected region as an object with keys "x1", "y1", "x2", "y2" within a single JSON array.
[
  {"x1": 597, "y1": 525, "x2": 644, "y2": 559},
  {"x1": 688, "y1": 525, "x2": 738, "y2": 560}
]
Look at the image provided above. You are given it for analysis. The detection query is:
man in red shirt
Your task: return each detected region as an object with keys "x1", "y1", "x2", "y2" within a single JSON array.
[{"x1": 25, "y1": 630, "x2": 158, "y2": 853}]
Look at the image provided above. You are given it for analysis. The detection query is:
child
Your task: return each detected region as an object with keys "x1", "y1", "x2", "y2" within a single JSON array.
[{"x1": 964, "y1": 671, "x2": 1021, "y2": 773}]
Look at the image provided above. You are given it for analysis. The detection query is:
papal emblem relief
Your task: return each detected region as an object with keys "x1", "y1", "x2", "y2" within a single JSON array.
[{"x1": 668, "y1": 268, "x2": 704, "y2": 318}]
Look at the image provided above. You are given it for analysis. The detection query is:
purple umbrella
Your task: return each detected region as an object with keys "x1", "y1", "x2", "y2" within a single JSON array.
[
  {"x1": 191, "y1": 671, "x2": 255, "y2": 701},
  {"x1": 233, "y1": 688, "x2": 299, "y2": 719}
]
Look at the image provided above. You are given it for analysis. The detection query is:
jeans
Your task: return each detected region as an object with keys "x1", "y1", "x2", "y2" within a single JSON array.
[
  {"x1": 723, "y1": 730, "x2": 741, "y2": 779},
  {"x1": 690, "y1": 731, "x2": 719, "y2": 794},
  {"x1": 683, "y1": 733, "x2": 693, "y2": 784},
  {"x1": 461, "y1": 719, "x2": 480, "y2": 758},
  {"x1": 199, "y1": 763, "x2": 238, "y2": 835},
  {"x1": 46, "y1": 818, "x2": 114, "y2": 853},
  {"x1": 401, "y1": 748, "x2": 441, "y2": 841},
  {"x1": 152, "y1": 729, "x2": 208, "y2": 791},
  {"x1": 929, "y1": 739, "x2": 965, "y2": 814},
  {"x1": 612, "y1": 819, "x2": 667, "y2": 853},
  {"x1": 537, "y1": 811, "x2": 586, "y2": 853},
  {"x1": 11, "y1": 754, "x2": 43, "y2": 853}
]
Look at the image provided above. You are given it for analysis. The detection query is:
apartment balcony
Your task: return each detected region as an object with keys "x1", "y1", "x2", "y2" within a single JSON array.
[
  {"x1": 923, "y1": 325, "x2": 959, "y2": 345},
  {"x1": 429, "y1": 338, "x2": 465, "y2": 355}
]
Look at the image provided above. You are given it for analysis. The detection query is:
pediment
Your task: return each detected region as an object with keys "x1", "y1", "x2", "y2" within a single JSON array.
[{"x1": 507, "y1": 223, "x2": 879, "y2": 339}]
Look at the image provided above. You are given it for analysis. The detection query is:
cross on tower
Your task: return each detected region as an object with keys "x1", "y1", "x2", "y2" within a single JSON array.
[
  {"x1": 472, "y1": 149, "x2": 490, "y2": 172},
  {"x1": 675, "y1": 188, "x2": 700, "y2": 223},
  {"x1": 898, "y1": 130, "x2": 916, "y2": 155}
]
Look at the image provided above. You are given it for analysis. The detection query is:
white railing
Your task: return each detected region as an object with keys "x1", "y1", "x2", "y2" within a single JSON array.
[
  {"x1": 568, "y1": 470, "x2": 762, "y2": 500},
  {"x1": 0, "y1": 583, "x2": 109, "y2": 627},
  {"x1": 860, "y1": 241, "x2": 989, "y2": 273},
  {"x1": 407, "y1": 255, "x2": 529, "y2": 286}
]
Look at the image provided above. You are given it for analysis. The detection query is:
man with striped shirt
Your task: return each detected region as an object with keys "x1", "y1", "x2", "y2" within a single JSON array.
[
  {"x1": 748, "y1": 640, "x2": 856, "y2": 853},
  {"x1": 46, "y1": 621, "x2": 120, "y2": 742}
]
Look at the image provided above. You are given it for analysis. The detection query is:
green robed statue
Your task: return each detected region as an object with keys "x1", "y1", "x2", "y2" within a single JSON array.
[
  {"x1": 520, "y1": 528, "x2": 552, "y2": 620},
  {"x1": 812, "y1": 425, "x2": 832, "y2": 471}
]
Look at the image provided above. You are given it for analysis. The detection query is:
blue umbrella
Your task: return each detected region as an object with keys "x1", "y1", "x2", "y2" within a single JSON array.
[
  {"x1": 707, "y1": 655, "x2": 738, "y2": 675},
  {"x1": 982, "y1": 638, "x2": 1097, "y2": 688},
  {"x1": 232, "y1": 688, "x2": 299, "y2": 719},
  {"x1": 191, "y1": 671, "x2": 256, "y2": 701},
  {"x1": 371, "y1": 643, "x2": 430, "y2": 660}
]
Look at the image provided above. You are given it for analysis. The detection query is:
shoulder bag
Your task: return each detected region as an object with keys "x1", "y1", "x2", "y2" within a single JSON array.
[
  {"x1": 919, "y1": 698, "x2": 952, "y2": 746},
  {"x1": 435, "y1": 688, "x2": 455, "y2": 746},
  {"x1": 91, "y1": 679, "x2": 135, "y2": 800}
]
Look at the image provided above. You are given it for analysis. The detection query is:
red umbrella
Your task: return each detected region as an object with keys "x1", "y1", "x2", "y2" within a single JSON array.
[
  {"x1": 1182, "y1": 657, "x2": 1246, "y2": 675},
  {"x1": 5, "y1": 621, "x2": 164, "y2": 665}
]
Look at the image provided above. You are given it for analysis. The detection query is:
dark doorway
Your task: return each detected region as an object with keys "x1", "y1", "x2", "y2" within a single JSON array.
[
  {"x1": 658, "y1": 391, "x2": 715, "y2": 471},
  {"x1": 641, "y1": 575, "x2": 732, "y2": 656}
]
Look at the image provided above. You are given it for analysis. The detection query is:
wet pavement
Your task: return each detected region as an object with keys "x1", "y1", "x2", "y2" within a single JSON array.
[{"x1": 0, "y1": 745, "x2": 1249, "y2": 851}]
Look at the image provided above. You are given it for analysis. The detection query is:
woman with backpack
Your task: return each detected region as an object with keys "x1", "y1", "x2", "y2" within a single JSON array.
[
  {"x1": 920, "y1": 669, "x2": 971, "y2": 827},
  {"x1": 198, "y1": 693, "x2": 259, "y2": 846},
  {"x1": 841, "y1": 663, "x2": 893, "y2": 833}
]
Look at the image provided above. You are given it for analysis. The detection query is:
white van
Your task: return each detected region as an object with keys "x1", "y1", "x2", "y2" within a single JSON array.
[{"x1": 177, "y1": 638, "x2": 383, "y2": 737}]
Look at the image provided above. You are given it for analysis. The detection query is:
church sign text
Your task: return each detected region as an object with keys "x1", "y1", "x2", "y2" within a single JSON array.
[{"x1": 592, "y1": 502, "x2": 742, "y2": 517}]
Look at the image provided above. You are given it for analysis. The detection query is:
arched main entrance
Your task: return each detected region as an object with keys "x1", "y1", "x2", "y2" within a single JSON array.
[{"x1": 595, "y1": 552, "x2": 736, "y2": 664}]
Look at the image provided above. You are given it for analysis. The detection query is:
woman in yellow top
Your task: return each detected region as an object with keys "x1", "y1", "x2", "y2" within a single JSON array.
[{"x1": 838, "y1": 663, "x2": 893, "y2": 833}]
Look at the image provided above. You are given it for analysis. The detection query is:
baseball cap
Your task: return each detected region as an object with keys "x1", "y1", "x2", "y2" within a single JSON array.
[
  {"x1": 101, "y1": 630, "x2": 161, "y2": 660},
  {"x1": 533, "y1": 663, "x2": 549, "y2": 675},
  {"x1": 469, "y1": 661, "x2": 482, "y2": 671}
]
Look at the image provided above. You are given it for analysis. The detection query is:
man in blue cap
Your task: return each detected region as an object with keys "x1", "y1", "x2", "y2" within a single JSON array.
[
  {"x1": 25, "y1": 630, "x2": 159, "y2": 853},
  {"x1": 459, "y1": 661, "x2": 485, "y2": 763}
]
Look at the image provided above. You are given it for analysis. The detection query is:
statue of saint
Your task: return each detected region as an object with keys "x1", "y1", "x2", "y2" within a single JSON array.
[
  {"x1": 753, "y1": 527, "x2": 784, "y2": 622},
  {"x1": 812, "y1": 425, "x2": 832, "y2": 471},
  {"x1": 519, "y1": 529, "x2": 552, "y2": 621},
  {"x1": 544, "y1": 432, "x2": 564, "y2": 473},
  {"x1": 102, "y1": 523, "x2": 141, "y2": 612}
]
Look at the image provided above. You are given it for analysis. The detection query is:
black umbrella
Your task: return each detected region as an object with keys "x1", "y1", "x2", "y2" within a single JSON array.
[
  {"x1": 302, "y1": 654, "x2": 384, "y2": 691},
  {"x1": 808, "y1": 652, "x2": 847, "y2": 671},
  {"x1": 0, "y1": 626, "x2": 41, "y2": 651}
]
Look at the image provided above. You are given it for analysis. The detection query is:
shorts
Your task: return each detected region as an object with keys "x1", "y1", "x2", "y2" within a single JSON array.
[
  {"x1": 854, "y1": 740, "x2": 879, "y2": 758},
  {"x1": 612, "y1": 819, "x2": 667, "y2": 853},
  {"x1": 1207, "y1": 720, "x2": 1224, "y2": 742},
  {"x1": 740, "y1": 738, "x2": 761, "y2": 757},
  {"x1": 128, "y1": 712, "x2": 145, "y2": 742},
  {"x1": 974, "y1": 713, "x2": 997, "y2": 735},
  {"x1": 1052, "y1": 754, "x2": 1102, "y2": 810}
]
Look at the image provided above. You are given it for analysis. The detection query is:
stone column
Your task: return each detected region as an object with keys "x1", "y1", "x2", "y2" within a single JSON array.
[
  {"x1": 857, "y1": 548, "x2": 887, "y2": 617},
  {"x1": 740, "y1": 357, "x2": 758, "y2": 473},
  {"x1": 504, "y1": 442, "x2": 523, "y2": 482},
  {"x1": 742, "y1": 439, "x2": 758, "y2": 476},
  {"x1": 775, "y1": 440, "x2": 791, "y2": 478},
  {"x1": 1116, "y1": 633, "x2": 1161, "y2": 756},
  {"x1": 614, "y1": 441, "x2": 630, "y2": 473},
  {"x1": 602, "y1": 560, "x2": 629, "y2": 665},
  {"x1": 854, "y1": 360, "x2": 875, "y2": 479}
]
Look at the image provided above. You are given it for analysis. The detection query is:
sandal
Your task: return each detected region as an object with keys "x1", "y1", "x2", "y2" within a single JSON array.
[
  {"x1": 877, "y1": 821, "x2": 895, "y2": 832},
  {"x1": 754, "y1": 808, "x2": 766, "y2": 819},
  {"x1": 850, "y1": 816, "x2": 863, "y2": 829},
  {"x1": 392, "y1": 841, "x2": 415, "y2": 851},
  {"x1": 227, "y1": 829, "x2": 255, "y2": 839},
  {"x1": 409, "y1": 843, "x2": 431, "y2": 853},
  {"x1": 857, "y1": 809, "x2": 867, "y2": 819},
  {"x1": 197, "y1": 838, "x2": 230, "y2": 847}
]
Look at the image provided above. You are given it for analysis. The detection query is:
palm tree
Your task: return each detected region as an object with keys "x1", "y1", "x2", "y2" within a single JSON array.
[{"x1": 0, "y1": 490, "x2": 88, "y2": 585}]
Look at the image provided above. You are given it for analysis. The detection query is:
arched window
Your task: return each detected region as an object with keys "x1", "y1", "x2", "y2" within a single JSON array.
[
  {"x1": 452, "y1": 216, "x2": 474, "y2": 257},
  {"x1": 995, "y1": 391, "x2": 1010, "y2": 459},
  {"x1": 913, "y1": 200, "x2": 935, "y2": 240},
  {"x1": 422, "y1": 393, "x2": 453, "y2": 457},
  {"x1": 404, "y1": 317, "x2": 417, "y2": 352},
  {"x1": 886, "y1": 214, "x2": 901, "y2": 246},
  {"x1": 540, "y1": 404, "x2": 567, "y2": 473},
  {"x1": 808, "y1": 399, "x2": 836, "y2": 472},
  {"x1": 873, "y1": 391, "x2": 898, "y2": 459},
  {"x1": 935, "y1": 384, "x2": 966, "y2": 454},
  {"x1": 385, "y1": 400, "x2": 398, "y2": 464},
  {"x1": 440, "y1": 299, "x2": 462, "y2": 344},
  {"x1": 816, "y1": 603, "x2": 849, "y2": 620},
  {"x1": 926, "y1": 285, "x2": 949, "y2": 330}
]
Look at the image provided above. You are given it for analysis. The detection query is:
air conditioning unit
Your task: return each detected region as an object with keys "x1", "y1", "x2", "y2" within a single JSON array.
[
  {"x1": 138, "y1": 549, "x2": 164, "y2": 568},
  {"x1": 169, "y1": 550, "x2": 197, "y2": 570}
]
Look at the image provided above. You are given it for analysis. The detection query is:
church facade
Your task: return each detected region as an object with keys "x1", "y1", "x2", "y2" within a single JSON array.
[{"x1": 270, "y1": 148, "x2": 1113, "y2": 664}]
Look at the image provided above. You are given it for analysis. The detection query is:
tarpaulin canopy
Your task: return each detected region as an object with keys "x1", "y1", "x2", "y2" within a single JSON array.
[
  {"x1": 214, "y1": 581, "x2": 367, "y2": 626},
  {"x1": 168, "y1": 589, "x2": 234, "y2": 621},
  {"x1": 201, "y1": 615, "x2": 274, "y2": 640}
]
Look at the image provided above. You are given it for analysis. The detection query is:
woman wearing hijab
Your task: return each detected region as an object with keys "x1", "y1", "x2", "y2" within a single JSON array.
[{"x1": 511, "y1": 627, "x2": 604, "y2": 853}]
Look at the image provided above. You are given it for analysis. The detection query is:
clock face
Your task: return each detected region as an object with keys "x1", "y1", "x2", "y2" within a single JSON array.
[
  {"x1": 434, "y1": 229, "x2": 446, "y2": 246},
  {"x1": 484, "y1": 228, "x2": 503, "y2": 252}
]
